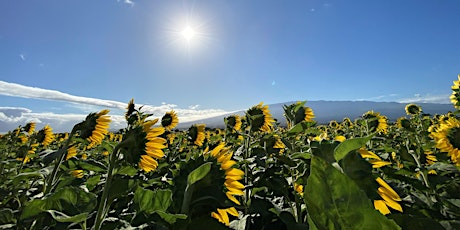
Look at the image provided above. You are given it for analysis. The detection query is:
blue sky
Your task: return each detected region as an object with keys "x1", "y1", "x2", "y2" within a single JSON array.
[{"x1": 1, "y1": 0, "x2": 459, "y2": 132}]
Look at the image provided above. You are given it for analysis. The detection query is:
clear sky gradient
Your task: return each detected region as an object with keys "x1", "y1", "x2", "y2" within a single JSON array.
[{"x1": 1, "y1": 0, "x2": 459, "y2": 132}]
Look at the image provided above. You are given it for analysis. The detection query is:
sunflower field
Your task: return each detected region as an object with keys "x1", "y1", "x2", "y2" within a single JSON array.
[{"x1": 1, "y1": 76, "x2": 460, "y2": 230}]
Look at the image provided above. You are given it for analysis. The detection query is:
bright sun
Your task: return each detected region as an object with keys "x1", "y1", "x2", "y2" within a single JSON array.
[{"x1": 181, "y1": 26, "x2": 196, "y2": 41}]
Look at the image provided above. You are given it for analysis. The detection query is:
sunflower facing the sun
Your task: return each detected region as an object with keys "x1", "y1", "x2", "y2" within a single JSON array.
[
  {"x1": 362, "y1": 111, "x2": 388, "y2": 134},
  {"x1": 161, "y1": 110, "x2": 179, "y2": 131},
  {"x1": 430, "y1": 116, "x2": 460, "y2": 166}
]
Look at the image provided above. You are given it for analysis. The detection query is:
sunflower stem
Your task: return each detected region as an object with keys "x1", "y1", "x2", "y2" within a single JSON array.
[
  {"x1": 94, "y1": 144, "x2": 121, "y2": 230},
  {"x1": 44, "y1": 128, "x2": 76, "y2": 195}
]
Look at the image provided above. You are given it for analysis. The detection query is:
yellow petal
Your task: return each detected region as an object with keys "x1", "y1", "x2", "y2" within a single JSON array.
[{"x1": 374, "y1": 200, "x2": 391, "y2": 215}]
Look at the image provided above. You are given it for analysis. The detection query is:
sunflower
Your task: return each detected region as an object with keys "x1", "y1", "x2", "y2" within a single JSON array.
[
  {"x1": 362, "y1": 111, "x2": 388, "y2": 134},
  {"x1": 161, "y1": 110, "x2": 179, "y2": 131},
  {"x1": 125, "y1": 98, "x2": 136, "y2": 119},
  {"x1": 225, "y1": 115, "x2": 242, "y2": 132},
  {"x1": 23, "y1": 122, "x2": 36, "y2": 134},
  {"x1": 77, "y1": 110, "x2": 111, "y2": 149},
  {"x1": 208, "y1": 143, "x2": 244, "y2": 226},
  {"x1": 16, "y1": 143, "x2": 39, "y2": 164},
  {"x1": 123, "y1": 120, "x2": 167, "y2": 172},
  {"x1": 70, "y1": 170, "x2": 84, "y2": 179},
  {"x1": 373, "y1": 177, "x2": 403, "y2": 215},
  {"x1": 36, "y1": 125, "x2": 54, "y2": 147},
  {"x1": 211, "y1": 207, "x2": 239, "y2": 226},
  {"x1": 246, "y1": 102, "x2": 275, "y2": 133},
  {"x1": 66, "y1": 145, "x2": 77, "y2": 160},
  {"x1": 358, "y1": 148, "x2": 391, "y2": 168},
  {"x1": 450, "y1": 74, "x2": 460, "y2": 109},
  {"x1": 342, "y1": 117, "x2": 354, "y2": 128},
  {"x1": 430, "y1": 116, "x2": 460, "y2": 165},
  {"x1": 188, "y1": 124, "x2": 206, "y2": 146},
  {"x1": 424, "y1": 150, "x2": 437, "y2": 165},
  {"x1": 396, "y1": 117, "x2": 411, "y2": 130},
  {"x1": 405, "y1": 103, "x2": 422, "y2": 115}
]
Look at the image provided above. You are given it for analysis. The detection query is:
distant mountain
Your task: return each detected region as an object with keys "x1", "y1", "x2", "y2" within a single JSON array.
[{"x1": 176, "y1": 101, "x2": 455, "y2": 129}]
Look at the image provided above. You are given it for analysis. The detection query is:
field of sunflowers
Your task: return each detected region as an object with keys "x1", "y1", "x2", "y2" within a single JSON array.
[{"x1": 1, "y1": 76, "x2": 460, "y2": 229}]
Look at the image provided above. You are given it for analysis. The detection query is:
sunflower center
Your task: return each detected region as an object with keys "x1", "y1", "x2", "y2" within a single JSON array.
[
  {"x1": 161, "y1": 114, "x2": 173, "y2": 127},
  {"x1": 447, "y1": 127, "x2": 460, "y2": 149},
  {"x1": 364, "y1": 114, "x2": 379, "y2": 131}
]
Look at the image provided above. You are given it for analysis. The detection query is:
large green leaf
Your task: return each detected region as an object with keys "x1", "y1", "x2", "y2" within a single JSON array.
[
  {"x1": 46, "y1": 210, "x2": 88, "y2": 223},
  {"x1": 305, "y1": 157, "x2": 401, "y2": 230},
  {"x1": 334, "y1": 134, "x2": 373, "y2": 162},
  {"x1": 134, "y1": 188, "x2": 172, "y2": 214},
  {"x1": 187, "y1": 162, "x2": 212, "y2": 186}
]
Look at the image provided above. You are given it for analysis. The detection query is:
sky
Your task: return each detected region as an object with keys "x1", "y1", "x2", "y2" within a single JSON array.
[{"x1": 1, "y1": 0, "x2": 459, "y2": 132}]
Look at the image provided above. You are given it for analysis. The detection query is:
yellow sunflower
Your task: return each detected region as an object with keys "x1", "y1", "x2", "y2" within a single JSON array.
[
  {"x1": 373, "y1": 177, "x2": 403, "y2": 215},
  {"x1": 430, "y1": 116, "x2": 460, "y2": 165},
  {"x1": 161, "y1": 110, "x2": 179, "y2": 131},
  {"x1": 363, "y1": 111, "x2": 388, "y2": 134},
  {"x1": 77, "y1": 110, "x2": 111, "y2": 149},
  {"x1": 36, "y1": 125, "x2": 54, "y2": 147},
  {"x1": 23, "y1": 122, "x2": 36, "y2": 134},
  {"x1": 246, "y1": 102, "x2": 275, "y2": 133},
  {"x1": 450, "y1": 74, "x2": 460, "y2": 109},
  {"x1": 405, "y1": 103, "x2": 422, "y2": 115},
  {"x1": 188, "y1": 124, "x2": 206, "y2": 146},
  {"x1": 358, "y1": 148, "x2": 391, "y2": 168},
  {"x1": 123, "y1": 119, "x2": 166, "y2": 172},
  {"x1": 70, "y1": 170, "x2": 84, "y2": 179},
  {"x1": 66, "y1": 146, "x2": 77, "y2": 160},
  {"x1": 208, "y1": 143, "x2": 245, "y2": 226},
  {"x1": 225, "y1": 115, "x2": 242, "y2": 132}
]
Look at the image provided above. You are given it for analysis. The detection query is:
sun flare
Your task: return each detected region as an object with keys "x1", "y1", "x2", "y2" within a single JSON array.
[{"x1": 181, "y1": 26, "x2": 196, "y2": 41}]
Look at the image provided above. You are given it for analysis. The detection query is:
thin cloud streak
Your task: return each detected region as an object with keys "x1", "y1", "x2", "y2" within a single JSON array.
[
  {"x1": 397, "y1": 94, "x2": 450, "y2": 104},
  {"x1": 0, "y1": 81, "x2": 234, "y2": 132}
]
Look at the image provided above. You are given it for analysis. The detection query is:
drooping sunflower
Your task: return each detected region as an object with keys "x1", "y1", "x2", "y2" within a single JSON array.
[
  {"x1": 396, "y1": 117, "x2": 412, "y2": 130},
  {"x1": 23, "y1": 122, "x2": 36, "y2": 134},
  {"x1": 77, "y1": 110, "x2": 111, "y2": 149},
  {"x1": 16, "y1": 143, "x2": 39, "y2": 164},
  {"x1": 188, "y1": 124, "x2": 206, "y2": 146},
  {"x1": 358, "y1": 148, "x2": 391, "y2": 168},
  {"x1": 342, "y1": 117, "x2": 354, "y2": 128},
  {"x1": 225, "y1": 115, "x2": 242, "y2": 132},
  {"x1": 125, "y1": 98, "x2": 136, "y2": 119},
  {"x1": 430, "y1": 116, "x2": 460, "y2": 165},
  {"x1": 246, "y1": 102, "x2": 275, "y2": 132},
  {"x1": 208, "y1": 143, "x2": 245, "y2": 226},
  {"x1": 161, "y1": 110, "x2": 179, "y2": 131},
  {"x1": 450, "y1": 74, "x2": 460, "y2": 109},
  {"x1": 36, "y1": 125, "x2": 54, "y2": 147},
  {"x1": 362, "y1": 111, "x2": 388, "y2": 134},
  {"x1": 405, "y1": 103, "x2": 422, "y2": 115},
  {"x1": 373, "y1": 177, "x2": 403, "y2": 215}
]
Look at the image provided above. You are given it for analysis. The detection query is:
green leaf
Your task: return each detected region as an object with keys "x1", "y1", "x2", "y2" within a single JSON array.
[
  {"x1": 85, "y1": 175, "x2": 101, "y2": 191},
  {"x1": 115, "y1": 165, "x2": 138, "y2": 176},
  {"x1": 78, "y1": 159, "x2": 107, "y2": 172},
  {"x1": 134, "y1": 188, "x2": 172, "y2": 214},
  {"x1": 334, "y1": 135, "x2": 374, "y2": 162},
  {"x1": 155, "y1": 211, "x2": 187, "y2": 224},
  {"x1": 187, "y1": 162, "x2": 212, "y2": 186},
  {"x1": 0, "y1": 208, "x2": 14, "y2": 224},
  {"x1": 46, "y1": 210, "x2": 88, "y2": 223},
  {"x1": 305, "y1": 157, "x2": 401, "y2": 230}
]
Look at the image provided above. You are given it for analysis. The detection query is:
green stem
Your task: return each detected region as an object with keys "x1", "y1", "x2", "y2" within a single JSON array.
[
  {"x1": 181, "y1": 184, "x2": 195, "y2": 215},
  {"x1": 94, "y1": 145, "x2": 121, "y2": 230},
  {"x1": 44, "y1": 129, "x2": 76, "y2": 195}
]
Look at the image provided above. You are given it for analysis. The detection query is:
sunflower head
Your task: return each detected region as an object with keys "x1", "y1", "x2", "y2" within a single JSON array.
[
  {"x1": 161, "y1": 110, "x2": 179, "y2": 131},
  {"x1": 396, "y1": 117, "x2": 413, "y2": 130},
  {"x1": 283, "y1": 101, "x2": 315, "y2": 128},
  {"x1": 405, "y1": 103, "x2": 422, "y2": 115},
  {"x1": 125, "y1": 98, "x2": 137, "y2": 120},
  {"x1": 36, "y1": 125, "x2": 54, "y2": 147},
  {"x1": 363, "y1": 111, "x2": 388, "y2": 134},
  {"x1": 76, "y1": 110, "x2": 111, "y2": 149},
  {"x1": 23, "y1": 122, "x2": 36, "y2": 134},
  {"x1": 450, "y1": 74, "x2": 460, "y2": 109},
  {"x1": 188, "y1": 124, "x2": 206, "y2": 146},
  {"x1": 224, "y1": 115, "x2": 242, "y2": 132},
  {"x1": 122, "y1": 120, "x2": 166, "y2": 172},
  {"x1": 246, "y1": 102, "x2": 275, "y2": 132},
  {"x1": 430, "y1": 117, "x2": 460, "y2": 165}
]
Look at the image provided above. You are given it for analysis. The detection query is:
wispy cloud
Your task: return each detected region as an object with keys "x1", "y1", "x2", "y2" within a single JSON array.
[
  {"x1": 117, "y1": 0, "x2": 134, "y2": 7},
  {"x1": 19, "y1": 54, "x2": 25, "y2": 61},
  {"x1": 397, "y1": 94, "x2": 450, "y2": 104},
  {"x1": 0, "y1": 81, "x2": 234, "y2": 132}
]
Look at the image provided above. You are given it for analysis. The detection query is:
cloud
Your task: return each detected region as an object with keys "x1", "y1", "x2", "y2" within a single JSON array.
[
  {"x1": 397, "y1": 94, "x2": 450, "y2": 104},
  {"x1": 0, "y1": 81, "x2": 234, "y2": 132},
  {"x1": 117, "y1": 0, "x2": 134, "y2": 6},
  {"x1": 19, "y1": 54, "x2": 25, "y2": 61}
]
